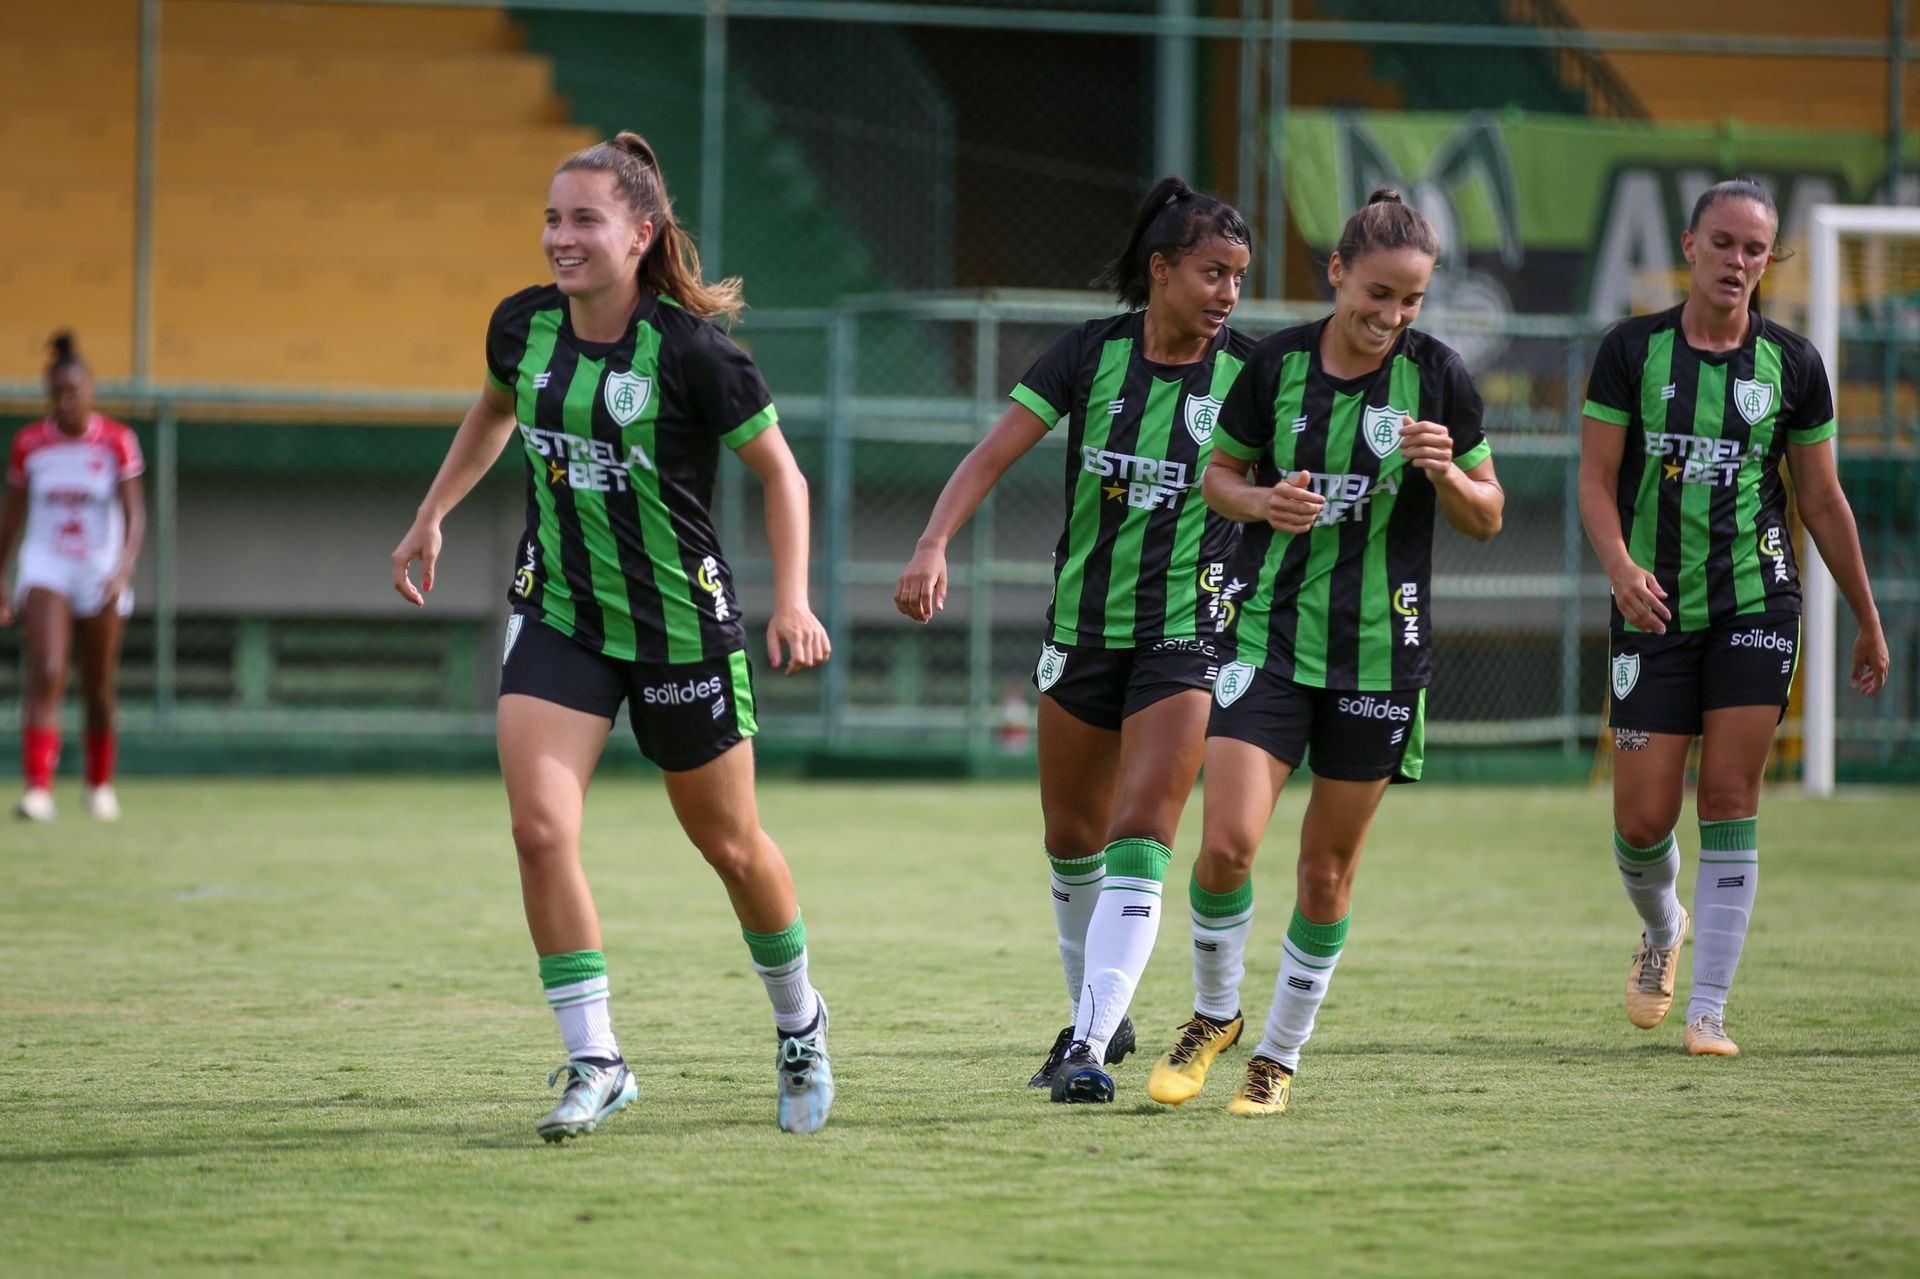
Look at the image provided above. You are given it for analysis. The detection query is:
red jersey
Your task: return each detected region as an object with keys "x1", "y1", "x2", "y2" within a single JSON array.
[{"x1": 7, "y1": 415, "x2": 144, "y2": 567}]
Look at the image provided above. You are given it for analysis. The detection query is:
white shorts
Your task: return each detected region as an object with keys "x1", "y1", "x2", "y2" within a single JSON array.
[{"x1": 14, "y1": 550, "x2": 133, "y2": 619}]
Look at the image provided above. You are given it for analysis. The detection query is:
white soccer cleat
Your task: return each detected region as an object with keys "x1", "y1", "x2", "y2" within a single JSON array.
[
  {"x1": 13, "y1": 787, "x2": 55, "y2": 822},
  {"x1": 776, "y1": 994, "x2": 834, "y2": 1134},
  {"x1": 83, "y1": 784, "x2": 120, "y2": 822}
]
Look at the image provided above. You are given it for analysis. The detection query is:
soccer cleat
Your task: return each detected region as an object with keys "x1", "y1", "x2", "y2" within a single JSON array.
[
  {"x1": 1147, "y1": 1012, "x2": 1245, "y2": 1106},
  {"x1": 1684, "y1": 1012, "x2": 1740, "y2": 1057},
  {"x1": 1027, "y1": 1015, "x2": 1137, "y2": 1088},
  {"x1": 83, "y1": 784, "x2": 120, "y2": 822},
  {"x1": 536, "y1": 1059, "x2": 638, "y2": 1143},
  {"x1": 777, "y1": 995, "x2": 834, "y2": 1134},
  {"x1": 1626, "y1": 905, "x2": 1690, "y2": 1029},
  {"x1": 12, "y1": 787, "x2": 55, "y2": 822},
  {"x1": 1225, "y1": 1055, "x2": 1293, "y2": 1116},
  {"x1": 1049, "y1": 1042, "x2": 1115, "y2": 1104}
]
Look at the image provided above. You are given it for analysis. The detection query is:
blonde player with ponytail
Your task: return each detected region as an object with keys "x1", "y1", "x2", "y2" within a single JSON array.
[{"x1": 391, "y1": 133, "x2": 836, "y2": 1139}]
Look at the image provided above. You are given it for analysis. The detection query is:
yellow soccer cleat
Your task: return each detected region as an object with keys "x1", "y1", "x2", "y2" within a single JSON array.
[
  {"x1": 1224, "y1": 1055, "x2": 1292, "y2": 1117},
  {"x1": 1147, "y1": 1013, "x2": 1244, "y2": 1106},
  {"x1": 1626, "y1": 905, "x2": 1690, "y2": 1029},
  {"x1": 1684, "y1": 1012, "x2": 1740, "y2": 1057}
]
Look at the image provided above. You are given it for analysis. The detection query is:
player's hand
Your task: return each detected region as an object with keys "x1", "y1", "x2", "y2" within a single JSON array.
[
  {"x1": 768, "y1": 603, "x2": 830, "y2": 676},
  {"x1": 1266, "y1": 470, "x2": 1324, "y2": 534},
  {"x1": 391, "y1": 516, "x2": 442, "y2": 607},
  {"x1": 0, "y1": 582, "x2": 12, "y2": 627},
  {"x1": 101, "y1": 570, "x2": 131, "y2": 612},
  {"x1": 894, "y1": 542, "x2": 949, "y2": 624},
  {"x1": 1608, "y1": 562, "x2": 1670, "y2": 634},
  {"x1": 1398, "y1": 416, "x2": 1455, "y2": 475},
  {"x1": 1851, "y1": 622, "x2": 1890, "y2": 697}
]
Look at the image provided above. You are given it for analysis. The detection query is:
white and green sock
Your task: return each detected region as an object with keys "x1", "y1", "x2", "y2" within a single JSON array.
[
  {"x1": 1073, "y1": 837, "x2": 1172, "y2": 1059},
  {"x1": 1613, "y1": 828, "x2": 1685, "y2": 948},
  {"x1": 1189, "y1": 870, "x2": 1252, "y2": 1022},
  {"x1": 1688, "y1": 817, "x2": 1759, "y2": 1023},
  {"x1": 1047, "y1": 848, "x2": 1106, "y2": 1019},
  {"x1": 744, "y1": 912, "x2": 820, "y2": 1035},
  {"x1": 1251, "y1": 908, "x2": 1349, "y2": 1074},
  {"x1": 540, "y1": 949, "x2": 621, "y2": 1063}
]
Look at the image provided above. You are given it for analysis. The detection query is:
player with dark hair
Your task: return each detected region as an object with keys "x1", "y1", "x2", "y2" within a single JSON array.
[
  {"x1": 1579, "y1": 177, "x2": 1887, "y2": 1057},
  {"x1": 895, "y1": 176, "x2": 1256, "y2": 1103},
  {"x1": 0, "y1": 332, "x2": 146, "y2": 823},
  {"x1": 390, "y1": 132, "x2": 837, "y2": 1138},
  {"x1": 1147, "y1": 188, "x2": 1504, "y2": 1116}
]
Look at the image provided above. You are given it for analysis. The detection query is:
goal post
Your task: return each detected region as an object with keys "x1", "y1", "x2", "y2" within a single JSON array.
[{"x1": 1802, "y1": 202, "x2": 1920, "y2": 795}]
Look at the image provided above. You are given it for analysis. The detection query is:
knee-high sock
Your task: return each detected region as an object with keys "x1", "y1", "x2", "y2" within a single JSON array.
[
  {"x1": 1073, "y1": 837, "x2": 1172, "y2": 1059},
  {"x1": 1189, "y1": 870, "x2": 1252, "y2": 1021},
  {"x1": 1688, "y1": 817, "x2": 1759, "y2": 1022},
  {"x1": 1047, "y1": 849, "x2": 1106, "y2": 1020},
  {"x1": 743, "y1": 912, "x2": 821, "y2": 1035},
  {"x1": 1251, "y1": 907, "x2": 1349, "y2": 1074},
  {"x1": 1613, "y1": 828, "x2": 1684, "y2": 948},
  {"x1": 540, "y1": 950, "x2": 621, "y2": 1063},
  {"x1": 22, "y1": 726, "x2": 58, "y2": 789}
]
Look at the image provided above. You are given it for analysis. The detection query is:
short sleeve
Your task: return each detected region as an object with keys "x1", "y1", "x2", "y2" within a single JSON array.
[
  {"x1": 112, "y1": 425, "x2": 145, "y2": 480},
  {"x1": 1784, "y1": 341, "x2": 1838, "y2": 446},
  {"x1": 5, "y1": 429, "x2": 26, "y2": 488},
  {"x1": 1582, "y1": 326, "x2": 1635, "y2": 427},
  {"x1": 484, "y1": 297, "x2": 521, "y2": 396},
  {"x1": 1442, "y1": 355, "x2": 1491, "y2": 470},
  {"x1": 684, "y1": 327, "x2": 778, "y2": 449},
  {"x1": 1211, "y1": 353, "x2": 1273, "y2": 462},
  {"x1": 1009, "y1": 327, "x2": 1083, "y2": 429}
]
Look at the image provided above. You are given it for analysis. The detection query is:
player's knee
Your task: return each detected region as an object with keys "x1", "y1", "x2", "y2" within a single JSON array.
[
  {"x1": 1613, "y1": 809, "x2": 1677, "y2": 849},
  {"x1": 1695, "y1": 781, "x2": 1758, "y2": 824},
  {"x1": 509, "y1": 810, "x2": 576, "y2": 864},
  {"x1": 25, "y1": 655, "x2": 66, "y2": 695},
  {"x1": 83, "y1": 691, "x2": 115, "y2": 726},
  {"x1": 1295, "y1": 857, "x2": 1354, "y2": 916},
  {"x1": 694, "y1": 829, "x2": 763, "y2": 883},
  {"x1": 1042, "y1": 822, "x2": 1105, "y2": 861},
  {"x1": 1106, "y1": 811, "x2": 1176, "y2": 850},
  {"x1": 1197, "y1": 835, "x2": 1258, "y2": 885}
]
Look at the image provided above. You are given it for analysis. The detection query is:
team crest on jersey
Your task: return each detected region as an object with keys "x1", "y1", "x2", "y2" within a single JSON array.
[
  {"x1": 1362, "y1": 405, "x2": 1407, "y2": 460},
  {"x1": 1732, "y1": 378, "x2": 1775, "y2": 427},
  {"x1": 1611, "y1": 651, "x2": 1640, "y2": 701},
  {"x1": 603, "y1": 371, "x2": 652, "y2": 427},
  {"x1": 1184, "y1": 394, "x2": 1224, "y2": 446},
  {"x1": 1214, "y1": 661, "x2": 1256, "y2": 708},
  {"x1": 1035, "y1": 644, "x2": 1068, "y2": 691}
]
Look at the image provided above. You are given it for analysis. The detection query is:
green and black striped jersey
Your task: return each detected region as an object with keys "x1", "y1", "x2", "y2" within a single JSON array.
[
  {"x1": 1212, "y1": 320, "x2": 1490, "y2": 691},
  {"x1": 485, "y1": 286, "x2": 776, "y2": 663},
  {"x1": 1011, "y1": 312, "x2": 1258, "y2": 646},
  {"x1": 1584, "y1": 305, "x2": 1835, "y2": 633}
]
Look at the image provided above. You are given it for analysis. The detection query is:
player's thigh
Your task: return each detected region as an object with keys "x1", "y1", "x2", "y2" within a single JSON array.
[
  {"x1": 1609, "y1": 730, "x2": 1693, "y2": 845},
  {"x1": 1298, "y1": 775, "x2": 1391, "y2": 866},
  {"x1": 1110, "y1": 687, "x2": 1211, "y2": 844},
  {"x1": 659, "y1": 737, "x2": 763, "y2": 855},
  {"x1": 1696, "y1": 705, "x2": 1781, "y2": 822},
  {"x1": 74, "y1": 605, "x2": 126, "y2": 696},
  {"x1": 1037, "y1": 691, "x2": 1123, "y2": 857},
  {"x1": 497, "y1": 693, "x2": 614, "y2": 850},
  {"x1": 22, "y1": 588, "x2": 73, "y2": 688}
]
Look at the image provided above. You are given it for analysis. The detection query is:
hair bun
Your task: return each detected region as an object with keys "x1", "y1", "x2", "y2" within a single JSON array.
[
  {"x1": 49, "y1": 330, "x2": 77, "y2": 362},
  {"x1": 612, "y1": 131, "x2": 658, "y2": 169},
  {"x1": 1366, "y1": 187, "x2": 1404, "y2": 206}
]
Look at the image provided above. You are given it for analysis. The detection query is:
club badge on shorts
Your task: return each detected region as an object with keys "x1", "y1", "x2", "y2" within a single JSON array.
[
  {"x1": 1611, "y1": 651, "x2": 1640, "y2": 701},
  {"x1": 1035, "y1": 644, "x2": 1067, "y2": 691},
  {"x1": 503, "y1": 614, "x2": 525, "y2": 666},
  {"x1": 1214, "y1": 660, "x2": 1256, "y2": 708}
]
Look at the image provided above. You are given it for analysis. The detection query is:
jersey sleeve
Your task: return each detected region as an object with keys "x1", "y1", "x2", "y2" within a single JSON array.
[
  {"x1": 1582, "y1": 325, "x2": 1636, "y2": 427},
  {"x1": 1442, "y1": 355, "x2": 1491, "y2": 469},
  {"x1": 5, "y1": 429, "x2": 27, "y2": 488},
  {"x1": 112, "y1": 424, "x2": 145, "y2": 479},
  {"x1": 1783, "y1": 340, "x2": 1838, "y2": 445},
  {"x1": 685, "y1": 327, "x2": 779, "y2": 449},
  {"x1": 1211, "y1": 351, "x2": 1273, "y2": 462},
  {"x1": 1009, "y1": 327, "x2": 1083, "y2": 429},
  {"x1": 484, "y1": 297, "x2": 522, "y2": 396}
]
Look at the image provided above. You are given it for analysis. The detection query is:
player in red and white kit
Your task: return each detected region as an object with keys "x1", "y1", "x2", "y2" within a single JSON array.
[{"x1": 0, "y1": 333, "x2": 146, "y2": 822}]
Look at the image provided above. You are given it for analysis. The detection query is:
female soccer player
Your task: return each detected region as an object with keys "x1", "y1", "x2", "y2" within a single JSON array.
[
  {"x1": 390, "y1": 133, "x2": 836, "y2": 1139},
  {"x1": 0, "y1": 333, "x2": 145, "y2": 823},
  {"x1": 1144, "y1": 189, "x2": 1503, "y2": 1116},
  {"x1": 1578, "y1": 177, "x2": 1887, "y2": 1057},
  {"x1": 895, "y1": 177, "x2": 1255, "y2": 1103}
]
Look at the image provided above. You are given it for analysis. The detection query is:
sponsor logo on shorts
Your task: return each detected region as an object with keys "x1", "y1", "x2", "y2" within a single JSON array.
[
  {"x1": 1213, "y1": 661, "x2": 1256, "y2": 708},
  {"x1": 1760, "y1": 525, "x2": 1789, "y2": 584},
  {"x1": 642, "y1": 674, "x2": 725, "y2": 707},
  {"x1": 1151, "y1": 638, "x2": 1215, "y2": 654},
  {"x1": 1336, "y1": 694, "x2": 1411, "y2": 722},
  {"x1": 1612, "y1": 651, "x2": 1640, "y2": 700},
  {"x1": 1392, "y1": 580, "x2": 1421, "y2": 647},
  {"x1": 1035, "y1": 644, "x2": 1068, "y2": 692},
  {"x1": 502, "y1": 614, "x2": 524, "y2": 666},
  {"x1": 1728, "y1": 628, "x2": 1794, "y2": 653}
]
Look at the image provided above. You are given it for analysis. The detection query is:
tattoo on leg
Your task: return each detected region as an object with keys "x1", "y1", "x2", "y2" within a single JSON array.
[{"x1": 1614, "y1": 728, "x2": 1651, "y2": 752}]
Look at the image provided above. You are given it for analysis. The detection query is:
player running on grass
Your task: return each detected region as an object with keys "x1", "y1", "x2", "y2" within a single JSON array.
[
  {"x1": 391, "y1": 132, "x2": 836, "y2": 1139},
  {"x1": 895, "y1": 177, "x2": 1256, "y2": 1102},
  {"x1": 1140, "y1": 189, "x2": 1504, "y2": 1116},
  {"x1": 1578, "y1": 177, "x2": 1887, "y2": 1058},
  {"x1": 1, "y1": 333, "x2": 146, "y2": 823}
]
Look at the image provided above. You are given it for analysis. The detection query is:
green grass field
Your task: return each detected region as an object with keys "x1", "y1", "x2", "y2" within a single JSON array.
[{"x1": 4, "y1": 777, "x2": 1918, "y2": 1276}]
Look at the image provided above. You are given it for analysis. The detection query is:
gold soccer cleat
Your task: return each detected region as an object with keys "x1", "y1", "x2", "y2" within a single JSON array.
[
  {"x1": 1626, "y1": 905, "x2": 1690, "y2": 1029},
  {"x1": 1147, "y1": 1013, "x2": 1244, "y2": 1106},
  {"x1": 1684, "y1": 1013, "x2": 1740, "y2": 1057},
  {"x1": 1224, "y1": 1055, "x2": 1292, "y2": 1117}
]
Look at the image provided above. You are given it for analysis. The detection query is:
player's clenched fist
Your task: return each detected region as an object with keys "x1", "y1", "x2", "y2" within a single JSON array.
[{"x1": 1266, "y1": 470, "x2": 1325, "y2": 534}]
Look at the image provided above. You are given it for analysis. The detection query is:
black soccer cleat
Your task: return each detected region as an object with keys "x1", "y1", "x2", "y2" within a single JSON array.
[
  {"x1": 1103, "y1": 1015, "x2": 1137, "y2": 1066},
  {"x1": 1050, "y1": 1042, "x2": 1116, "y2": 1104},
  {"x1": 1029, "y1": 1016, "x2": 1135, "y2": 1087}
]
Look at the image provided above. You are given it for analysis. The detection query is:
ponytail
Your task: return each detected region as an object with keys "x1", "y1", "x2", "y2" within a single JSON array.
[
  {"x1": 1095, "y1": 175, "x2": 1250, "y2": 310},
  {"x1": 558, "y1": 131, "x2": 745, "y2": 323}
]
